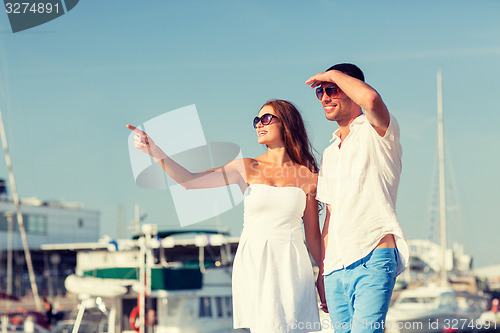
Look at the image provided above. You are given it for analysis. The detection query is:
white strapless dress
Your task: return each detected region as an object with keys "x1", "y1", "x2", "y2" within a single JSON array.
[{"x1": 232, "y1": 184, "x2": 320, "y2": 333}]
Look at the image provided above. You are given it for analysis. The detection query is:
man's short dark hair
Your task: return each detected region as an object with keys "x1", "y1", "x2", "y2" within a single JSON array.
[{"x1": 326, "y1": 63, "x2": 365, "y2": 82}]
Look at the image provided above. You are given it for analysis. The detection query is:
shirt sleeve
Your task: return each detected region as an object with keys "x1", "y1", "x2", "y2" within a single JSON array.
[
  {"x1": 366, "y1": 113, "x2": 402, "y2": 153},
  {"x1": 371, "y1": 113, "x2": 403, "y2": 184},
  {"x1": 380, "y1": 113, "x2": 400, "y2": 144}
]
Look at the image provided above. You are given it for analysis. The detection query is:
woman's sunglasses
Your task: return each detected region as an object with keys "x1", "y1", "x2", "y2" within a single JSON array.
[
  {"x1": 253, "y1": 113, "x2": 279, "y2": 128},
  {"x1": 315, "y1": 86, "x2": 341, "y2": 100}
]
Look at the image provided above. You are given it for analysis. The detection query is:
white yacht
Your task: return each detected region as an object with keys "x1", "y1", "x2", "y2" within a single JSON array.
[
  {"x1": 385, "y1": 285, "x2": 487, "y2": 333},
  {"x1": 47, "y1": 225, "x2": 246, "y2": 333}
]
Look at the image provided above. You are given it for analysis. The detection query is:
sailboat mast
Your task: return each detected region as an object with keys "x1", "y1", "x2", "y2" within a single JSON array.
[
  {"x1": 6, "y1": 212, "x2": 14, "y2": 295},
  {"x1": 0, "y1": 110, "x2": 42, "y2": 310},
  {"x1": 437, "y1": 69, "x2": 448, "y2": 286}
]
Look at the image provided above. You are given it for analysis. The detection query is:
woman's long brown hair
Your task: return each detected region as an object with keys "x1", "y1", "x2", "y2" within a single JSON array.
[{"x1": 261, "y1": 99, "x2": 319, "y2": 173}]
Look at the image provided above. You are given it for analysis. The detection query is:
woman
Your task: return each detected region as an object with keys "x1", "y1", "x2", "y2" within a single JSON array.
[{"x1": 127, "y1": 99, "x2": 323, "y2": 333}]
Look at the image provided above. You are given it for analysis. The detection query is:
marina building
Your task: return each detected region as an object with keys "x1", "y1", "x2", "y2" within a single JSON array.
[{"x1": 0, "y1": 196, "x2": 100, "y2": 298}]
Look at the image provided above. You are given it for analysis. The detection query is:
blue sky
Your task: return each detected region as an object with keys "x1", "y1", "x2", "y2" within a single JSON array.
[{"x1": 0, "y1": 1, "x2": 499, "y2": 267}]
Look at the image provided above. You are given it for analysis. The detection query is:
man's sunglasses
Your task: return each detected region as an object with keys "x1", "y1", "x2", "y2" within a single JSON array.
[
  {"x1": 253, "y1": 113, "x2": 279, "y2": 128},
  {"x1": 315, "y1": 86, "x2": 341, "y2": 100}
]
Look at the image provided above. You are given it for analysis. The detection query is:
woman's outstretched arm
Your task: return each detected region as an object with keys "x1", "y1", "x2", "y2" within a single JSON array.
[{"x1": 127, "y1": 124, "x2": 246, "y2": 189}]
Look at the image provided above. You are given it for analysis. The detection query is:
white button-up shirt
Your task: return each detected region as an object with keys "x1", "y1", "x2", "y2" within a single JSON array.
[{"x1": 317, "y1": 113, "x2": 408, "y2": 276}]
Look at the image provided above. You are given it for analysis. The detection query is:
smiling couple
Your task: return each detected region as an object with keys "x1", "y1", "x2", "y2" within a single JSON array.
[{"x1": 127, "y1": 63, "x2": 408, "y2": 333}]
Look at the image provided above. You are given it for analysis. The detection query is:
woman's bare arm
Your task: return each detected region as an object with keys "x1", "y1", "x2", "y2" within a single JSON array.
[{"x1": 127, "y1": 124, "x2": 246, "y2": 189}]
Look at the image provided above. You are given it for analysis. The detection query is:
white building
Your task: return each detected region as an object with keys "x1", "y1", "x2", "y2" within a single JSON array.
[
  {"x1": 0, "y1": 197, "x2": 100, "y2": 297},
  {"x1": 408, "y1": 239, "x2": 472, "y2": 273},
  {"x1": 0, "y1": 197, "x2": 99, "y2": 250}
]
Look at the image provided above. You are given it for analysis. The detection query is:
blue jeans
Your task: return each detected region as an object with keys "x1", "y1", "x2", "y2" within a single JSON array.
[{"x1": 323, "y1": 248, "x2": 398, "y2": 333}]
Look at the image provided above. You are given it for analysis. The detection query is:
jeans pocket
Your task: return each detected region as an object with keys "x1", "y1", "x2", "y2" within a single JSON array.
[{"x1": 362, "y1": 249, "x2": 397, "y2": 274}]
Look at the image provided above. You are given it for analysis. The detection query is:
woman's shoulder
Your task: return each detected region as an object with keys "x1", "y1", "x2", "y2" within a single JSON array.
[
  {"x1": 296, "y1": 164, "x2": 318, "y2": 179},
  {"x1": 227, "y1": 158, "x2": 261, "y2": 175},
  {"x1": 226, "y1": 157, "x2": 256, "y2": 166},
  {"x1": 238, "y1": 157, "x2": 260, "y2": 166},
  {"x1": 240, "y1": 156, "x2": 271, "y2": 168}
]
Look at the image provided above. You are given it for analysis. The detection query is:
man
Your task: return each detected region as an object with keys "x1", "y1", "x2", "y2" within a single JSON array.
[{"x1": 306, "y1": 63, "x2": 408, "y2": 333}]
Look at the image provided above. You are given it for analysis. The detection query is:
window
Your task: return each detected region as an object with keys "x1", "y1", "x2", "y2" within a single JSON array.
[
  {"x1": 0, "y1": 213, "x2": 46, "y2": 234},
  {"x1": 198, "y1": 297, "x2": 212, "y2": 318},
  {"x1": 0, "y1": 212, "x2": 47, "y2": 235},
  {"x1": 25, "y1": 215, "x2": 47, "y2": 235},
  {"x1": 399, "y1": 297, "x2": 436, "y2": 304},
  {"x1": 215, "y1": 297, "x2": 224, "y2": 318},
  {"x1": 0, "y1": 213, "x2": 16, "y2": 231},
  {"x1": 439, "y1": 293, "x2": 456, "y2": 308},
  {"x1": 0, "y1": 213, "x2": 18, "y2": 231}
]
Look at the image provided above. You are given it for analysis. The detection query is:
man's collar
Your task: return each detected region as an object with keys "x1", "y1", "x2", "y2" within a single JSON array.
[{"x1": 329, "y1": 114, "x2": 366, "y2": 142}]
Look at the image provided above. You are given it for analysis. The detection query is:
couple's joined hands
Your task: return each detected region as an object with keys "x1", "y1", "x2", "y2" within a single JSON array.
[{"x1": 316, "y1": 274, "x2": 328, "y2": 313}]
